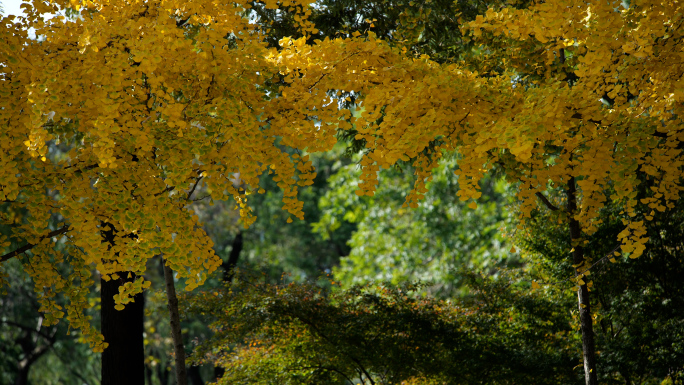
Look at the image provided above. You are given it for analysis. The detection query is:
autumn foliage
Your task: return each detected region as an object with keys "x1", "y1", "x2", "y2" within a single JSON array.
[{"x1": 1, "y1": 0, "x2": 683, "y2": 374}]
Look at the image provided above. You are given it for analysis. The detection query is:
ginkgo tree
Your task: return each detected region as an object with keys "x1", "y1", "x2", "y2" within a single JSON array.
[
  {"x1": 268, "y1": 1, "x2": 684, "y2": 383},
  {"x1": 1, "y1": 0, "x2": 322, "y2": 382}
]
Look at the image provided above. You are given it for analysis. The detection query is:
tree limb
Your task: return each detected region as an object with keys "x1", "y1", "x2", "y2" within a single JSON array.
[
  {"x1": 535, "y1": 192, "x2": 560, "y2": 211},
  {"x1": 0, "y1": 320, "x2": 55, "y2": 342},
  {"x1": 0, "y1": 225, "x2": 70, "y2": 264},
  {"x1": 186, "y1": 176, "x2": 203, "y2": 201}
]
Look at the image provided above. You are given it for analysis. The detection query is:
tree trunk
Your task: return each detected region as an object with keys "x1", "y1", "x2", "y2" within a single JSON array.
[
  {"x1": 15, "y1": 345, "x2": 50, "y2": 385},
  {"x1": 146, "y1": 364, "x2": 154, "y2": 385},
  {"x1": 208, "y1": 231, "x2": 245, "y2": 382},
  {"x1": 158, "y1": 363, "x2": 170, "y2": 385},
  {"x1": 15, "y1": 365, "x2": 30, "y2": 385},
  {"x1": 567, "y1": 177, "x2": 599, "y2": 385},
  {"x1": 222, "y1": 231, "x2": 243, "y2": 282},
  {"x1": 162, "y1": 258, "x2": 188, "y2": 385},
  {"x1": 188, "y1": 365, "x2": 205, "y2": 385},
  {"x1": 13, "y1": 317, "x2": 55, "y2": 385},
  {"x1": 101, "y1": 274, "x2": 145, "y2": 385}
]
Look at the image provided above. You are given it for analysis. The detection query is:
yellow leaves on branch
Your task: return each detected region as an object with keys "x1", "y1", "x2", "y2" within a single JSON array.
[
  {"x1": 272, "y1": 0, "x2": 683, "y2": 262},
  {"x1": 1, "y1": 0, "x2": 316, "y2": 348}
]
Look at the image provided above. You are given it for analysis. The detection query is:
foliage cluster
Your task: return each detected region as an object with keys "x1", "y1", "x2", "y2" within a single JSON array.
[{"x1": 184, "y1": 272, "x2": 577, "y2": 385}]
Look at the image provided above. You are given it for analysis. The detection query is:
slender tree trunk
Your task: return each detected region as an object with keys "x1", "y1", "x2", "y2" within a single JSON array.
[
  {"x1": 15, "y1": 346, "x2": 51, "y2": 385},
  {"x1": 13, "y1": 316, "x2": 55, "y2": 385},
  {"x1": 15, "y1": 366, "x2": 30, "y2": 385},
  {"x1": 187, "y1": 365, "x2": 205, "y2": 385},
  {"x1": 158, "y1": 363, "x2": 170, "y2": 385},
  {"x1": 567, "y1": 177, "x2": 599, "y2": 385},
  {"x1": 222, "y1": 231, "x2": 243, "y2": 282},
  {"x1": 162, "y1": 257, "x2": 188, "y2": 385},
  {"x1": 101, "y1": 274, "x2": 145, "y2": 385},
  {"x1": 146, "y1": 363, "x2": 154, "y2": 385},
  {"x1": 210, "y1": 231, "x2": 245, "y2": 381}
]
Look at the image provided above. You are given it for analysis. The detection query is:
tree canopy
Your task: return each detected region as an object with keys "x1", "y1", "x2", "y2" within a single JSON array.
[{"x1": 2, "y1": 0, "x2": 684, "y2": 383}]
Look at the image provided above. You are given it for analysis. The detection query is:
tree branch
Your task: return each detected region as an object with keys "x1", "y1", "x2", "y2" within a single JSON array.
[
  {"x1": 535, "y1": 192, "x2": 560, "y2": 211},
  {"x1": 0, "y1": 225, "x2": 70, "y2": 264},
  {"x1": 0, "y1": 320, "x2": 55, "y2": 342},
  {"x1": 186, "y1": 176, "x2": 203, "y2": 201}
]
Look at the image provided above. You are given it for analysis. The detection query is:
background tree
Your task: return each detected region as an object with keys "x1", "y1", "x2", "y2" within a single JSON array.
[
  {"x1": 314, "y1": 153, "x2": 518, "y2": 297},
  {"x1": 185, "y1": 273, "x2": 579, "y2": 385},
  {"x1": 269, "y1": 0, "x2": 684, "y2": 382},
  {"x1": 517, "y1": 186, "x2": 684, "y2": 384}
]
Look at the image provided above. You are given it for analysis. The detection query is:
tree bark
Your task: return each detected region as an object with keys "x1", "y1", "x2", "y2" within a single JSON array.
[
  {"x1": 187, "y1": 365, "x2": 205, "y2": 385},
  {"x1": 101, "y1": 274, "x2": 145, "y2": 385},
  {"x1": 11, "y1": 316, "x2": 55, "y2": 385},
  {"x1": 145, "y1": 364, "x2": 154, "y2": 385},
  {"x1": 222, "y1": 231, "x2": 243, "y2": 282},
  {"x1": 211, "y1": 231, "x2": 245, "y2": 381},
  {"x1": 567, "y1": 177, "x2": 599, "y2": 385},
  {"x1": 162, "y1": 257, "x2": 188, "y2": 385},
  {"x1": 100, "y1": 220, "x2": 145, "y2": 385},
  {"x1": 157, "y1": 363, "x2": 170, "y2": 385},
  {"x1": 14, "y1": 343, "x2": 52, "y2": 385}
]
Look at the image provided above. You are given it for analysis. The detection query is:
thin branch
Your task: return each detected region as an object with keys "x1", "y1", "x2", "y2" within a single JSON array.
[
  {"x1": 0, "y1": 320, "x2": 55, "y2": 342},
  {"x1": 63, "y1": 163, "x2": 99, "y2": 172},
  {"x1": 154, "y1": 186, "x2": 175, "y2": 197},
  {"x1": 0, "y1": 225, "x2": 70, "y2": 263},
  {"x1": 533, "y1": 243, "x2": 623, "y2": 287},
  {"x1": 535, "y1": 192, "x2": 560, "y2": 211},
  {"x1": 191, "y1": 195, "x2": 211, "y2": 202},
  {"x1": 186, "y1": 176, "x2": 203, "y2": 201},
  {"x1": 176, "y1": 15, "x2": 192, "y2": 27},
  {"x1": 569, "y1": 111, "x2": 603, "y2": 126},
  {"x1": 286, "y1": 311, "x2": 375, "y2": 385}
]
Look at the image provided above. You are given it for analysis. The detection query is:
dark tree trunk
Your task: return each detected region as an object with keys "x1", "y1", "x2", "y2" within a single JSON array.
[
  {"x1": 101, "y1": 274, "x2": 145, "y2": 385},
  {"x1": 163, "y1": 259, "x2": 188, "y2": 385},
  {"x1": 210, "y1": 231, "x2": 245, "y2": 382},
  {"x1": 157, "y1": 363, "x2": 170, "y2": 385},
  {"x1": 213, "y1": 366, "x2": 225, "y2": 381},
  {"x1": 567, "y1": 177, "x2": 599, "y2": 385},
  {"x1": 187, "y1": 365, "x2": 204, "y2": 385},
  {"x1": 14, "y1": 363, "x2": 32, "y2": 385},
  {"x1": 15, "y1": 349, "x2": 49, "y2": 385},
  {"x1": 222, "y1": 231, "x2": 243, "y2": 282},
  {"x1": 13, "y1": 318, "x2": 56, "y2": 385},
  {"x1": 146, "y1": 364, "x2": 153, "y2": 385}
]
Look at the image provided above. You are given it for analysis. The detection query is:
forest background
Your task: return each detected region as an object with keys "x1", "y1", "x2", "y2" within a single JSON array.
[{"x1": 1, "y1": 0, "x2": 684, "y2": 384}]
